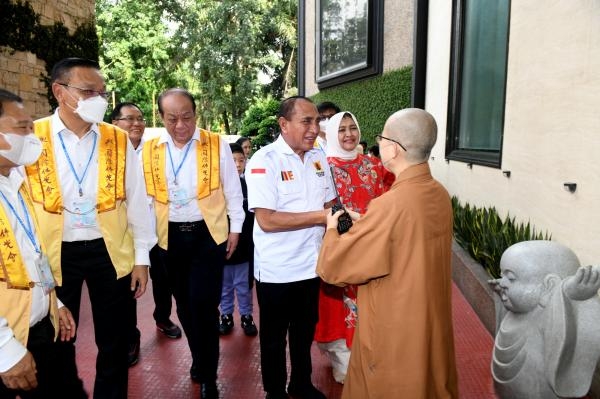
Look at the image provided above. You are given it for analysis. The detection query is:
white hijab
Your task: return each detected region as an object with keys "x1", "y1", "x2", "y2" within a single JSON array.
[{"x1": 325, "y1": 111, "x2": 361, "y2": 160}]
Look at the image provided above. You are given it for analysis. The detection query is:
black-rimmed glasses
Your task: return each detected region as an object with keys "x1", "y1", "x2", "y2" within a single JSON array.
[
  {"x1": 58, "y1": 83, "x2": 109, "y2": 99},
  {"x1": 376, "y1": 134, "x2": 407, "y2": 151}
]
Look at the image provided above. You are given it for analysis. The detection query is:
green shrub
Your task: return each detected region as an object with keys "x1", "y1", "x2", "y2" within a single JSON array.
[
  {"x1": 310, "y1": 66, "x2": 412, "y2": 146},
  {"x1": 239, "y1": 97, "x2": 280, "y2": 148},
  {"x1": 452, "y1": 196, "x2": 552, "y2": 278}
]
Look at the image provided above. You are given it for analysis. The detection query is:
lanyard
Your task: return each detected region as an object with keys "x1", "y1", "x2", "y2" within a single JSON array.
[
  {"x1": 58, "y1": 131, "x2": 97, "y2": 197},
  {"x1": 167, "y1": 140, "x2": 193, "y2": 185},
  {"x1": 0, "y1": 190, "x2": 41, "y2": 254}
]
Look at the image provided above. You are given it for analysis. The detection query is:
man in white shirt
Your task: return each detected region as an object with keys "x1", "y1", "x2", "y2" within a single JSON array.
[
  {"x1": 0, "y1": 89, "x2": 86, "y2": 398},
  {"x1": 245, "y1": 96, "x2": 336, "y2": 399},
  {"x1": 25, "y1": 58, "x2": 157, "y2": 399},
  {"x1": 141, "y1": 88, "x2": 244, "y2": 399},
  {"x1": 111, "y1": 103, "x2": 182, "y2": 368}
]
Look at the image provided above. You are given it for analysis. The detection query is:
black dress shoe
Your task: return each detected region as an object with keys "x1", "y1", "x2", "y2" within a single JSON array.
[
  {"x1": 156, "y1": 320, "x2": 182, "y2": 339},
  {"x1": 201, "y1": 382, "x2": 218, "y2": 399}
]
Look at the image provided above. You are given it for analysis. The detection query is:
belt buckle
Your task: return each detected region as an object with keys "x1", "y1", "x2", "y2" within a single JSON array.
[{"x1": 179, "y1": 223, "x2": 193, "y2": 232}]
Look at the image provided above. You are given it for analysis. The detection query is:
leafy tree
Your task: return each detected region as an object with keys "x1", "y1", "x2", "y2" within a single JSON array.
[
  {"x1": 258, "y1": 0, "x2": 297, "y2": 98},
  {"x1": 97, "y1": 0, "x2": 298, "y2": 132},
  {"x1": 165, "y1": 0, "x2": 297, "y2": 134},
  {"x1": 96, "y1": 0, "x2": 184, "y2": 125},
  {"x1": 239, "y1": 97, "x2": 280, "y2": 148}
]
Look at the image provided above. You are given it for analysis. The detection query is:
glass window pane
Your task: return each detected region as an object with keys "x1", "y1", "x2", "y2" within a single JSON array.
[
  {"x1": 457, "y1": 0, "x2": 509, "y2": 151},
  {"x1": 319, "y1": 0, "x2": 369, "y2": 79}
]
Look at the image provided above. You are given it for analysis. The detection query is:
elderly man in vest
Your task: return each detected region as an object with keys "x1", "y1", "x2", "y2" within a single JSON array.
[
  {"x1": 25, "y1": 58, "x2": 156, "y2": 399},
  {"x1": 111, "y1": 102, "x2": 182, "y2": 368},
  {"x1": 141, "y1": 88, "x2": 244, "y2": 399},
  {"x1": 0, "y1": 89, "x2": 87, "y2": 398}
]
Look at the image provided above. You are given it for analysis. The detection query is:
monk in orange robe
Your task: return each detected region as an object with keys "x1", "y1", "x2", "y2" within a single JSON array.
[{"x1": 317, "y1": 108, "x2": 459, "y2": 399}]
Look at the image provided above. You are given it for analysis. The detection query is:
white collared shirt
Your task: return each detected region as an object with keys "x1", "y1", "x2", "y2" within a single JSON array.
[
  {"x1": 155, "y1": 129, "x2": 244, "y2": 232},
  {"x1": 0, "y1": 168, "x2": 51, "y2": 372},
  {"x1": 246, "y1": 135, "x2": 336, "y2": 283},
  {"x1": 50, "y1": 110, "x2": 157, "y2": 265}
]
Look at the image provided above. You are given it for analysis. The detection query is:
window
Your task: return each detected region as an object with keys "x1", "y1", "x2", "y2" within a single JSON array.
[
  {"x1": 446, "y1": 0, "x2": 510, "y2": 167},
  {"x1": 316, "y1": 0, "x2": 383, "y2": 89}
]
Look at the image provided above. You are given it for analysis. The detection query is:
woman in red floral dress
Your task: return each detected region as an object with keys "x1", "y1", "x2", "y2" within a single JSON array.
[{"x1": 314, "y1": 111, "x2": 391, "y2": 383}]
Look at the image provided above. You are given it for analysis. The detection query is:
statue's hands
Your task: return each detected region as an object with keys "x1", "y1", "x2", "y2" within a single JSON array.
[{"x1": 563, "y1": 265, "x2": 600, "y2": 301}]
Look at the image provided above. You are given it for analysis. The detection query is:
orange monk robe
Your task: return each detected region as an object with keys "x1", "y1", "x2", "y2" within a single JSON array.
[{"x1": 317, "y1": 163, "x2": 459, "y2": 399}]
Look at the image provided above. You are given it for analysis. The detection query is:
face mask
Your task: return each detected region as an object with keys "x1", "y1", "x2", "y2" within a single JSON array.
[
  {"x1": 319, "y1": 118, "x2": 329, "y2": 132},
  {"x1": 74, "y1": 95, "x2": 108, "y2": 123},
  {"x1": 0, "y1": 132, "x2": 43, "y2": 166}
]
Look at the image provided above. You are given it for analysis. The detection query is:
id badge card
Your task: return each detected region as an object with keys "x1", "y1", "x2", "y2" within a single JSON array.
[
  {"x1": 169, "y1": 186, "x2": 190, "y2": 209},
  {"x1": 36, "y1": 254, "x2": 56, "y2": 295},
  {"x1": 68, "y1": 198, "x2": 97, "y2": 228}
]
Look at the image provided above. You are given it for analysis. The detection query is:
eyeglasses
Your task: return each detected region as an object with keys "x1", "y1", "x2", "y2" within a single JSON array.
[
  {"x1": 58, "y1": 83, "x2": 109, "y2": 99},
  {"x1": 376, "y1": 134, "x2": 407, "y2": 151},
  {"x1": 115, "y1": 116, "x2": 146, "y2": 123}
]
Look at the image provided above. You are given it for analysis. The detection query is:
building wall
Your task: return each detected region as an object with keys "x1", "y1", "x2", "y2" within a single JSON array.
[
  {"x1": 427, "y1": 0, "x2": 600, "y2": 265},
  {"x1": 0, "y1": 0, "x2": 95, "y2": 119},
  {"x1": 304, "y1": 0, "x2": 413, "y2": 96}
]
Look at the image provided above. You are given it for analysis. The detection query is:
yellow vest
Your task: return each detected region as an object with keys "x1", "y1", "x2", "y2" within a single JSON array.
[
  {"x1": 25, "y1": 118, "x2": 135, "y2": 284},
  {"x1": 0, "y1": 184, "x2": 59, "y2": 344},
  {"x1": 142, "y1": 130, "x2": 228, "y2": 249}
]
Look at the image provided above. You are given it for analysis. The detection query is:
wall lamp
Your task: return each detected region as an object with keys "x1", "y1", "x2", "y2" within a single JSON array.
[
  {"x1": 502, "y1": 170, "x2": 511, "y2": 178},
  {"x1": 563, "y1": 182, "x2": 577, "y2": 193}
]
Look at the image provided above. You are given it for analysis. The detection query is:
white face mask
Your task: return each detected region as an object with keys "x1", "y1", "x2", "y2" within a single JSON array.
[
  {"x1": 74, "y1": 95, "x2": 108, "y2": 124},
  {"x1": 0, "y1": 132, "x2": 43, "y2": 166},
  {"x1": 319, "y1": 118, "x2": 329, "y2": 132}
]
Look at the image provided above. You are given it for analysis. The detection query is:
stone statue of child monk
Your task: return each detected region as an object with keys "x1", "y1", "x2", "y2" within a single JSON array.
[{"x1": 489, "y1": 240, "x2": 600, "y2": 399}]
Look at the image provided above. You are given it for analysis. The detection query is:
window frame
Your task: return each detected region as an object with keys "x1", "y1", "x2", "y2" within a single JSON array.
[
  {"x1": 315, "y1": 0, "x2": 384, "y2": 89},
  {"x1": 445, "y1": 0, "x2": 511, "y2": 168}
]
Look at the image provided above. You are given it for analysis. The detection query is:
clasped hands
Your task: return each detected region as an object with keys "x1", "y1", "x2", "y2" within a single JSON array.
[{"x1": 326, "y1": 206, "x2": 360, "y2": 230}]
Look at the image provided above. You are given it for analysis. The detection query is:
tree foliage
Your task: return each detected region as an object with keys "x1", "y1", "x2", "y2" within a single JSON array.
[
  {"x1": 163, "y1": 0, "x2": 296, "y2": 134},
  {"x1": 96, "y1": 0, "x2": 296, "y2": 132},
  {"x1": 239, "y1": 97, "x2": 280, "y2": 148},
  {"x1": 96, "y1": 0, "x2": 186, "y2": 125}
]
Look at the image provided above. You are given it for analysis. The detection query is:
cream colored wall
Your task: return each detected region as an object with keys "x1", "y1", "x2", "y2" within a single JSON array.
[
  {"x1": 382, "y1": 0, "x2": 413, "y2": 72},
  {"x1": 427, "y1": 0, "x2": 600, "y2": 265},
  {"x1": 305, "y1": 0, "x2": 318, "y2": 95},
  {"x1": 304, "y1": 0, "x2": 413, "y2": 96}
]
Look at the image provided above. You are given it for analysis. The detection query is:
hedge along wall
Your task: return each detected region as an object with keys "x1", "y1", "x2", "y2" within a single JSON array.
[{"x1": 310, "y1": 66, "x2": 412, "y2": 146}]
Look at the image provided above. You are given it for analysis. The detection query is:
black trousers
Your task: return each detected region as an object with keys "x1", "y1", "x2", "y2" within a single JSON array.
[
  {"x1": 166, "y1": 221, "x2": 225, "y2": 383},
  {"x1": 0, "y1": 316, "x2": 87, "y2": 399},
  {"x1": 148, "y1": 244, "x2": 174, "y2": 323},
  {"x1": 256, "y1": 277, "x2": 320, "y2": 394},
  {"x1": 127, "y1": 245, "x2": 173, "y2": 345},
  {"x1": 56, "y1": 238, "x2": 130, "y2": 399}
]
